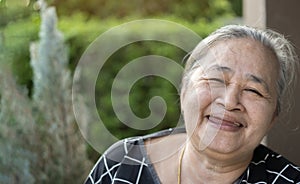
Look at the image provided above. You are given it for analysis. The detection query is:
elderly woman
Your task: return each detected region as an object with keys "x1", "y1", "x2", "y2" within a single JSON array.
[{"x1": 85, "y1": 25, "x2": 300, "y2": 184}]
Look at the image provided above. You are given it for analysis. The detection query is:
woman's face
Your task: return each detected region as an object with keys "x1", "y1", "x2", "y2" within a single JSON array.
[{"x1": 181, "y1": 38, "x2": 279, "y2": 155}]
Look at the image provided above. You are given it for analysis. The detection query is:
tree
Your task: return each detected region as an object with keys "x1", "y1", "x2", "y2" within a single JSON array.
[
  {"x1": 0, "y1": 0, "x2": 91, "y2": 183},
  {"x1": 0, "y1": 67, "x2": 36, "y2": 184},
  {"x1": 52, "y1": 0, "x2": 235, "y2": 21}
]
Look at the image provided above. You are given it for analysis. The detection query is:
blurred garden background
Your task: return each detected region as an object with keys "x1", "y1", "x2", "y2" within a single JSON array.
[{"x1": 0, "y1": 0, "x2": 242, "y2": 183}]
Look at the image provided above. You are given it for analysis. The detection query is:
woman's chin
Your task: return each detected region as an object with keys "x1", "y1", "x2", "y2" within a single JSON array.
[
  {"x1": 192, "y1": 132, "x2": 243, "y2": 154},
  {"x1": 201, "y1": 140, "x2": 241, "y2": 154}
]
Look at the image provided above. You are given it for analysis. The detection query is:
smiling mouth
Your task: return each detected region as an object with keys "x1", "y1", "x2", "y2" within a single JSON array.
[{"x1": 206, "y1": 115, "x2": 245, "y2": 130}]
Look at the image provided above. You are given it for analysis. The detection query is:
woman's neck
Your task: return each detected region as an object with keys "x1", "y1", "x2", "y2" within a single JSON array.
[{"x1": 181, "y1": 141, "x2": 252, "y2": 184}]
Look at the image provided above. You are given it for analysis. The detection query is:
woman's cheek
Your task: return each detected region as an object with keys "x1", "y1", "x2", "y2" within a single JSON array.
[
  {"x1": 182, "y1": 84, "x2": 211, "y2": 134},
  {"x1": 247, "y1": 102, "x2": 277, "y2": 133}
]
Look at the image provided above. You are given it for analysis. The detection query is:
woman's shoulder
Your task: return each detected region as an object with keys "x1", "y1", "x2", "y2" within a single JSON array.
[
  {"x1": 252, "y1": 144, "x2": 300, "y2": 169},
  {"x1": 84, "y1": 127, "x2": 185, "y2": 184},
  {"x1": 141, "y1": 127, "x2": 186, "y2": 140},
  {"x1": 103, "y1": 127, "x2": 185, "y2": 158},
  {"x1": 245, "y1": 144, "x2": 300, "y2": 183}
]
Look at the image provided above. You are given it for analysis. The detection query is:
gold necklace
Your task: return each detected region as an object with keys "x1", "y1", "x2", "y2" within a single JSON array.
[
  {"x1": 177, "y1": 145, "x2": 186, "y2": 184},
  {"x1": 177, "y1": 146, "x2": 244, "y2": 184}
]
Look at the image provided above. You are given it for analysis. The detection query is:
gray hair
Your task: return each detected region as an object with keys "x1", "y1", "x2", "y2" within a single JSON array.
[{"x1": 182, "y1": 24, "x2": 299, "y2": 114}]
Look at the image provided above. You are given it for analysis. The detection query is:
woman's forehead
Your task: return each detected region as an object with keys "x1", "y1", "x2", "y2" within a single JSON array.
[
  {"x1": 197, "y1": 38, "x2": 278, "y2": 68},
  {"x1": 189, "y1": 38, "x2": 279, "y2": 86}
]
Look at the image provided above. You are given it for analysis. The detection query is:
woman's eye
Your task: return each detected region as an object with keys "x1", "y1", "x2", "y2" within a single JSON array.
[
  {"x1": 208, "y1": 78, "x2": 225, "y2": 83},
  {"x1": 245, "y1": 88, "x2": 263, "y2": 97}
]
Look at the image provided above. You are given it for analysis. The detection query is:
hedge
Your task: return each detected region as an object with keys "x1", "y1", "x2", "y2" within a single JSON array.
[{"x1": 1, "y1": 13, "x2": 225, "y2": 160}]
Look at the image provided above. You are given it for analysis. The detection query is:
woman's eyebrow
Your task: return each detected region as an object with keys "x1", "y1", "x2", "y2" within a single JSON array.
[
  {"x1": 246, "y1": 74, "x2": 270, "y2": 92},
  {"x1": 208, "y1": 64, "x2": 233, "y2": 73}
]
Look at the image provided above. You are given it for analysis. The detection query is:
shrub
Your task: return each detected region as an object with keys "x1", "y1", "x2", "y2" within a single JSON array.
[
  {"x1": 0, "y1": 3, "x2": 91, "y2": 183},
  {"x1": 1, "y1": 10, "x2": 224, "y2": 163}
]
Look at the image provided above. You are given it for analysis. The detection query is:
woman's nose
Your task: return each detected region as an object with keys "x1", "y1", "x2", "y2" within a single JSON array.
[{"x1": 217, "y1": 84, "x2": 245, "y2": 112}]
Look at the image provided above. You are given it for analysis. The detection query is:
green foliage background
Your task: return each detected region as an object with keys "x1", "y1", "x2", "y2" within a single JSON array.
[{"x1": 0, "y1": 0, "x2": 242, "y2": 182}]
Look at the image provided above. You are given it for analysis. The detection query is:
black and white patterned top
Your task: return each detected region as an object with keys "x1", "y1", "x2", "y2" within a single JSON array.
[{"x1": 85, "y1": 128, "x2": 300, "y2": 184}]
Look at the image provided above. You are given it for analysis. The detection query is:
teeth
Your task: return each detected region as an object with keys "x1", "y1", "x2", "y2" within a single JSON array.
[
  {"x1": 208, "y1": 116, "x2": 244, "y2": 127},
  {"x1": 233, "y1": 122, "x2": 239, "y2": 126},
  {"x1": 233, "y1": 122, "x2": 242, "y2": 127}
]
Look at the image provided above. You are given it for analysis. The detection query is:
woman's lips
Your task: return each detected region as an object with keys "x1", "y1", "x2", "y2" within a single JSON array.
[{"x1": 207, "y1": 115, "x2": 244, "y2": 132}]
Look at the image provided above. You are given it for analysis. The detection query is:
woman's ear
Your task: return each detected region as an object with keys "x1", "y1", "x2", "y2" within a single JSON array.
[
  {"x1": 268, "y1": 109, "x2": 279, "y2": 131},
  {"x1": 270, "y1": 114, "x2": 278, "y2": 127}
]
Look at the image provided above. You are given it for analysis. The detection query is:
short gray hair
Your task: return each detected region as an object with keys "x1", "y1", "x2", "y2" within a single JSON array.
[{"x1": 182, "y1": 25, "x2": 299, "y2": 114}]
